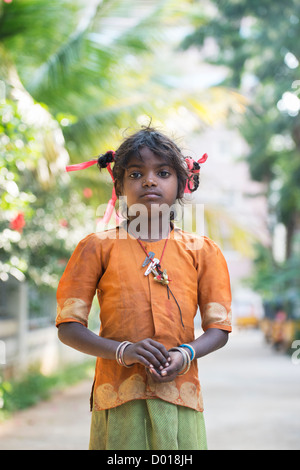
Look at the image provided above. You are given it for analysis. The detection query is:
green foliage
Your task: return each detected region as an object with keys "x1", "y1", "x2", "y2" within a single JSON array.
[
  {"x1": 248, "y1": 243, "x2": 300, "y2": 298},
  {"x1": 1, "y1": 0, "x2": 239, "y2": 160},
  {"x1": 1, "y1": 0, "x2": 187, "y2": 158},
  {"x1": 0, "y1": 359, "x2": 95, "y2": 421},
  {"x1": 1, "y1": 0, "x2": 184, "y2": 287},
  {"x1": 182, "y1": 0, "x2": 300, "y2": 291},
  {"x1": 0, "y1": 0, "x2": 249, "y2": 288},
  {"x1": 0, "y1": 99, "x2": 95, "y2": 286}
]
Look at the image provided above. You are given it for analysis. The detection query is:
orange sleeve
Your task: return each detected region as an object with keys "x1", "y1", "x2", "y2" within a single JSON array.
[
  {"x1": 56, "y1": 234, "x2": 102, "y2": 328},
  {"x1": 197, "y1": 238, "x2": 232, "y2": 332}
]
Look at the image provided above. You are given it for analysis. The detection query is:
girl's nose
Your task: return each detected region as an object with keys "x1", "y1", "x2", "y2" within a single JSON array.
[{"x1": 142, "y1": 176, "x2": 157, "y2": 187}]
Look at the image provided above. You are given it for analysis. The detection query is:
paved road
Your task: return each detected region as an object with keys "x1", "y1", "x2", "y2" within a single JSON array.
[
  {"x1": 201, "y1": 329, "x2": 300, "y2": 450},
  {"x1": 0, "y1": 329, "x2": 299, "y2": 450}
]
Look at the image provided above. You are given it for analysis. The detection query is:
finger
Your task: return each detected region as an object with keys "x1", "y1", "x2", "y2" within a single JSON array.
[
  {"x1": 160, "y1": 364, "x2": 177, "y2": 376},
  {"x1": 159, "y1": 359, "x2": 181, "y2": 377},
  {"x1": 144, "y1": 340, "x2": 171, "y2": 365},
  {"x1": 148, "y1": 339, "x2": 171, "y2": 362},
  {"x1": 136, "y1": 351, "x2": 167, "y2": 370},
  {"x1": 124, "y1": 345, "x2": 154, "y2": 369},
  {"x1": 123, "y1": 343, "x2": 163, "y2": 369},
  {"x1": 147, "y1": 367, "x2": 162, "y2": 380},
  {"x1": 141, "y1": 349, "x2": 166, "y2": 369},
  {"x1": 150, "y1": 369, "x2": 178, "y2": 383},
  {"x1": 133, "y1": 344, "x2": 165, "y2": 369}
]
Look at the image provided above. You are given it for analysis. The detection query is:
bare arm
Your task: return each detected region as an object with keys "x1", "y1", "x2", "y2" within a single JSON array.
[
  {"x1": 58, "y1": 322, "x2": 119, "y2": 359},
  {"x1": 57, "y1": 322, "x2": 170, "y2": 369},
  {"x1": 190, "y1": 328, "x2": 229, "y2": 358}
]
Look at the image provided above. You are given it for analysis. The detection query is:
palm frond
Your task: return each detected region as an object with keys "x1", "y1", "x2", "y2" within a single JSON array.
[{"x1": 27, "y1": 0, "x2": 103, "y2": 95}]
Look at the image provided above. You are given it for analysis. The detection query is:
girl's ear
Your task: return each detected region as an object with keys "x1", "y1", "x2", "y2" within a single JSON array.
[
  {"x1": 177, "y1": 180, "x2": 185, "y2": 199},
  {"x1": 114, "y1": 179, "x2": 122, "y2": 198}
]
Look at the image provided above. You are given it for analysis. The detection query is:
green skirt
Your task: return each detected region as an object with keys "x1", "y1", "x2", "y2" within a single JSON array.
[{"x1": 89, "y1": 399, "x2": 207, "y2": 450}]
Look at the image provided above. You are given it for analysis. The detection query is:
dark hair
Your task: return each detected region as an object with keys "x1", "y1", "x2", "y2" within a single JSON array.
[{"x1": 97, "y1": 126, "x2": 198, "y2": 201}]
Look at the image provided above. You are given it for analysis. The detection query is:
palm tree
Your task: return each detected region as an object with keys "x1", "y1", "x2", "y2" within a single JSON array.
[
  {"x1": 1, "y1": 0, "x2": 245, "y2": 159},
  {"x1": 1, "y1": 0, "x2": 252, "y2": 259}
]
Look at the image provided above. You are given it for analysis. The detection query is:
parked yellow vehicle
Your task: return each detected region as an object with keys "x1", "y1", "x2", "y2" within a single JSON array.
[
  {"x1": 236, "y1": 315, "x2": 260, "y2": 329},
  {"x1": 233, "y1": 288, "x2": 264, "y2": 329},
  {"x1": 260, "y1": 297, "x2": 300, "y2": 351}
]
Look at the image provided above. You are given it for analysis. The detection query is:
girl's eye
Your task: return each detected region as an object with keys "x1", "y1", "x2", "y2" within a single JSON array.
[
  {"x1": 159, "y1": 170, "x2": 170, "y2": 177},
  {"x1": 129, "y1": 172, "x2": 142, "y2": 179},
  {"x1": 128, "y1": 169, "x2": 171, "y2": 179}
]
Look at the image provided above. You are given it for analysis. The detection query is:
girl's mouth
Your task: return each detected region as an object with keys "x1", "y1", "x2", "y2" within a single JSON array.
[{"x1": 140, "y1": 192, "x2": 161, "y2": 199}]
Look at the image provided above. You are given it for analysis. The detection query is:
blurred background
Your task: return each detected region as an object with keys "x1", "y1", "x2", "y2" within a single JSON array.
[{"x1": 0, "y1": 0, "x2": 300, "y2": 450}]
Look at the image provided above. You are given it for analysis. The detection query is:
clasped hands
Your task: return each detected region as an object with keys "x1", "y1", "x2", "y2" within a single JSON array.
[{"x1": 122, "y1": 338, "x2": 189, "y2": 383}]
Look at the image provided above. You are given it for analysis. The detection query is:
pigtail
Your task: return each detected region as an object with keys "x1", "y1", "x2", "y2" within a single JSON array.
[
  {"x1": 188, "y1": 175, "x2": 200, "y2": 193},
  {"x1": 65, "y1": 149, "x2": 117, "y2": 227},
  {"x1": 97, "y1": 150, "x2": 115, "y2": 170},
  {"x1": 187, "y1": 161, "x2": 200, "y2": 193},
  {"x1": 184, "y1": 154, "x2": 207, "y2": 194}
]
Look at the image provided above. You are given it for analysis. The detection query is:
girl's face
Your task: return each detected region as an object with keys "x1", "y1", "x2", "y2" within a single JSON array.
[{"x1": 118, "y1": 146, "x2": 179, "y2": 216}]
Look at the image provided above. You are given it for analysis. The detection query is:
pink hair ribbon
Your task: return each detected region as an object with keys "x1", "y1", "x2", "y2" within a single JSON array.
[
  {"x1": 102, "y1": 186, "x2": 117, "y2": 225},
  {"x1": 66, "y1": 159, "x2": 98, "y2": 172},
  {"x1": 184, "y1": 153, "x2": 208, "y2": 194},
  {"x1": 66, "y1": 153, "x2": 118, "y2": 226}
]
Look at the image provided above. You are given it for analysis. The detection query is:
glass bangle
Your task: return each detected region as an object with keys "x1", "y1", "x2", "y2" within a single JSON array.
[
  {"x1": 180, "y1": 343, "x2": 196, "y2": 361},
  {"x1": 169, "y1": 346, "x2": 191, "y2": 376},
  {"x1": 116, "y1": 341, "x2": 133, "y2": 367}
]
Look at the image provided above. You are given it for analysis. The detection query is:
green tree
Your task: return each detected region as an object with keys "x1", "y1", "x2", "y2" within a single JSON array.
[
  {"x1": 182, "y1": 0, "x2": 300, "y2": 302},
  {"x1": 182, "y1": 0, "x2": 300, "y2": 258},
  {"x1": 0, "y1": 0, "x2": 248, "y2": 286},
  {"x1": 0, "y1": 96, "x2": 96, "y2": 287}
]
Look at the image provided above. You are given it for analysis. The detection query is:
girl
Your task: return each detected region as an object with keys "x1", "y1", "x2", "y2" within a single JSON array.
[{"x1": 56, "y1": 126, "x2": 232, "y2": 451}]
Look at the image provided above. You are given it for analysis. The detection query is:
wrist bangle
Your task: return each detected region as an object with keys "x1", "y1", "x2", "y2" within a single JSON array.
[
  {"x1": 178, "y1": 347, "x2": 191, "y2": 376},
  {"x1": 169, "y1": 346, "x2": 191, "y2": 376},
  {"x1": 116, "y1": 341, "x2": 133, "y2": 367},
  {"x1": 180, "y1": 343, "x2": 196, "y2": 361}
]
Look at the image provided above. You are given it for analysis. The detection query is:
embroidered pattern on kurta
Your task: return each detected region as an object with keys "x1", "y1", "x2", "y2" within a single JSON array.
[{"x1": 93, "y1": 373, "x2": 203, "y2": 411}]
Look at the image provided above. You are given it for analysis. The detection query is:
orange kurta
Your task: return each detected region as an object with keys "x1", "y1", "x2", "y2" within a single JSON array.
[{"x1": 56, "y1": 225, "x2": 232, "y2": 412}]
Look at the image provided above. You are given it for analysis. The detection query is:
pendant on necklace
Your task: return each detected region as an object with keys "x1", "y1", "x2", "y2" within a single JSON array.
[
  {"x1": 144, "y1": 258, "x2": 160, "y2": 276},
  {"x1": 153, "y1": 268, "x2": 170, "y2": 286},
  {"x1": 143, "y1": 258, "x2": 170, "y2": 286},
  {"x1": 142, "y1": 251, "x2": 155, "y2": 267},
  {"x1": 135, "y1": 234, "x2": 181, "y2": 324}
]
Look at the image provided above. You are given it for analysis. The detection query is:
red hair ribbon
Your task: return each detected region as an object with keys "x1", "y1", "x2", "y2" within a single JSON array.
[
  {"x1": 100, "y1": 158, "x2": 117, "y2": 225},
  {"x1": 66, "y1": 159, "x2": 98, "y2": 172},
  {"x1": 184, "y1": 153, "x2": 208, "y2": 194},
  {"x1": 66, "y1": 152, "x2": 117, "y2": 226}
]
